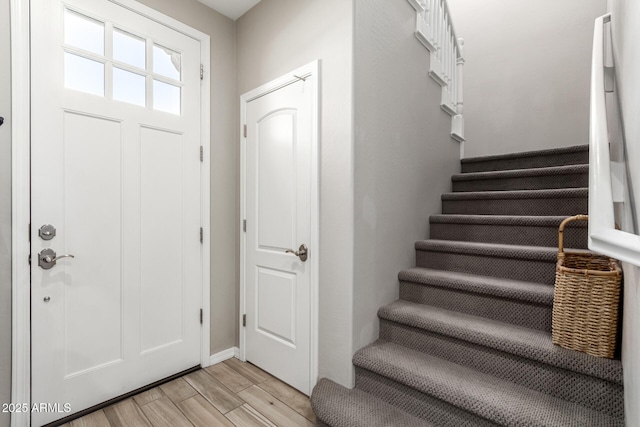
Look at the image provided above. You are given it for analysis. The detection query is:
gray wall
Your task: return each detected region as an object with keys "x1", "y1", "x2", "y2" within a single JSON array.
[
  {"x1": 121, "y1": 0, "x2": 239, "y2": 356},
  {"x1": 0, "y1": 0, "x2": 11, "y2": 424},
  {"x1": 609, "y1": 1, "x2": 640, "y2": 424},
  {"x1": 447, "y1": 0, "x2": 607, "y2": 158},
  {"x1": 237, "y1": 0, "x2": 356, "y2": 387},
  {"x1": 352, "y1": 0, "x2": 460, "y2": 354}
]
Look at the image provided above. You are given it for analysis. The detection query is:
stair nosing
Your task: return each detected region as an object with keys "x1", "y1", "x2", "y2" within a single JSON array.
[
  {"x1": 377, "y1": 300, "x2": 623, "y2": 385},
  {"x1": 452, "y1": 164, "x2": 588, "y2": 182},
  {"x1": 429, "y1": 214, "x2": 588, "y2": 227},
  {"x1": 461, "y1": 145, "x2": 589, "y2": 164},
  {"x1": 398, "y1": 267, "x2": 554, "y2": 305},
  {"x1": 354, "y1": 340, "x2": 621, "y2": 426},
  {"x1": 442, "y1": 188, "x2": 588, "y2": 201},
  {"x1": 414, "y1": 239, "x2": 589, "y2": 262}
]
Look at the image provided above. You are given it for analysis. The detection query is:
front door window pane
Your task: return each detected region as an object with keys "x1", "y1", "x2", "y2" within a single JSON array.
[
  {"x1": 153, "y1": 45, "x2": 181, "y2": 81},
  {"x1": 113, "y1": 67, "x2": 146, "y2": 106},
  {"x1": 153, "y1": 80, "x2": 180, "y2": 115},
  {"x1": 113, "y1": 29, "x2": 146, "y2": 70},
  {"x1": 64, "y1": 9, "x2": 104, "y2": 55},
  {"x1": 64, "y1": 52, "x2": 105, "y2": 97}
]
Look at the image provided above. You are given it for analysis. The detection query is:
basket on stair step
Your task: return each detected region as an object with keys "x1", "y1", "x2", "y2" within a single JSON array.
[{"x1": 552, "y1": 214, "x2": 622, "y2": 358}]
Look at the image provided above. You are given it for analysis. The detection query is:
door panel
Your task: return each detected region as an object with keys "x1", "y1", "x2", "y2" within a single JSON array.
[
  {"x1": 31, "y1": 0, "x2": 202, "y2": 424},
  {"x1": 256, "y1": 266, "x2": 297, "y2": 345},
  {"x1": 257, "y1": 110, "x2": 297, "y2": 251},
  {"x1": 245, "y1": 77, "x2": 314, "y2": 394},
  {"x1": 63, "y1": 112, "x2": 124, "y2": 377},
  {"x1": 140, "y1": 128, "x2": 185, "y2": 353}
]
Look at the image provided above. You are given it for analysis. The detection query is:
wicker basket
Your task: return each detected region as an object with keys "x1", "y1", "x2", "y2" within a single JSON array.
[{"x1": 552, "y1": 214, "x2": 622, "y2": 358}]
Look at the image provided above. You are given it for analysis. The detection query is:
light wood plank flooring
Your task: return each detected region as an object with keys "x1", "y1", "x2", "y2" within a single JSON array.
[{"x1": 62, "y1": 359, "x2": 316, "y2": 427}]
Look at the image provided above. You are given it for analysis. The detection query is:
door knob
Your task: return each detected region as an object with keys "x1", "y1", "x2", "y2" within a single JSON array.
[
  {"x1": 285, "y1": 244, "x2": 308, "y2": 262},
  {"x1": 38, "y1": 248, "x2": 75, "y2": 270}
]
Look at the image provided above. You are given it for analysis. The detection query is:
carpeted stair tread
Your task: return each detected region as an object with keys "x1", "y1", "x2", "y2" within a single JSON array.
[
  {"x1": 428, "y1": 215, "x2": 589, "y2": 248},
  {"x1": 399, "y1": 267, "x2": 554, "y2": 305},
  {"x1": 442, "y1": 188, "x2": 588, "y2": 201},
  {"x1": 311, "y1": 379, "x2": 431, "y2": 427},
  {"x1": 378, "y1": 300, "x2": 623, "y2": 384},
  {"x1": 461, "y1": 145, "x2": 589, "y2": 173},
  {"x1": 452, "y1": 164, "x2": 588, "y2": 181},
  {"x1": 462, "y1": 144, "x2": 588, "y2": 163},
  {"x1": 415, "y1": 239, "x2": 590, "y2": 262},
  {"x1": 429, "y1": 214, "x2": 588, "y2": 227},
  {"x1": 441, "y1": 189, "x2": 588, "y2": 216},
  {"x1": 414, "y1": 240, "x2": 573, "y2": 284},
  {"x1": 354, "y1": 340, "x2": 623, "y2": 427}
]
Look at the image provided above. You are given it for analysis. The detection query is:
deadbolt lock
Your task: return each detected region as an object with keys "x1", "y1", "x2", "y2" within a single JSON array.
[{"x1": 39, "y1": 224, "x2": 56, "y2": 241}]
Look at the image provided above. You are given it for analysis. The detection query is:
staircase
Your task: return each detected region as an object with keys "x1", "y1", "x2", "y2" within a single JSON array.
[{"x1": 311, "y1": 145, "x2": 625, "y2": 426}]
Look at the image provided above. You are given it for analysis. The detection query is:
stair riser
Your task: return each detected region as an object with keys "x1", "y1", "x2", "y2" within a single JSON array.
[
  {"x1": 400, "y1": 281, "x2": 552, "y2": 331},
  {"x1": 355, "y1": 368, "x2": 497, "y2": 427},
  {"x1": 442, "y1": 197, "x2": 587, "y2": 216},
  {"x1": 461, "y1": 151, "x2": 589, "y2": 173},
  {"x1": 416, "y1": 250, "x2": 556, "y2": 284},
  {"x1": 379, "y1": 321, "x2": 624, "y2": 419},
  {"x1": 452, "y1": 173, "x2": 588, "y2": 192},
  {"x1": 429, "y1": 223, "x2": 588, "y2": 248}
]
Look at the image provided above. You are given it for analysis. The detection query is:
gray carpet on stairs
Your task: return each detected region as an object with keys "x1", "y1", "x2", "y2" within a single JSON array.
[
  {"x1": 460, "y1": 144, "x2": 589, "y2": 173},
  {"x1": 353, "y1": 341, "x2": 622, "y2": 427},
  {"x1": 377, "y1": 301, "x2": 622, "y2": 383},
  {"x1": 429, "y1": 215, "x2": 588, "y2": 248},
  {"x1": 452, "y1": 164, "x2": 589, "y2": 192},
  {"x1": 441, "y1": 188, "x2": 588, "y2": 216},
  {"x1": 415, "y1": 240, "x2": 563, "y2": 284},
  {"x1": 310, "y1": 146, "x2": 624, "y2": 426},
  {"x1": 399, "y1": 281, "x2": 553, "y2": 331},
  {"x1": 398, "y1": 268, "x2": 555, "y2": 330},
  {"x1": 311, "y1": 379, "x2": 432, "y2": 427},
  {"x1": 354, "y1": 369, "x2": 497, "y2": 427}
]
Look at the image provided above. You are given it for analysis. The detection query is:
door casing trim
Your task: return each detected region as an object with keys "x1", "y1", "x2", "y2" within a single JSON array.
[
  {"x1": 239, "y1": 60, "x2": 320, "y2": 395},
  {"x1": 10, "y1": 1, "x2": 211, "y2": 425}
]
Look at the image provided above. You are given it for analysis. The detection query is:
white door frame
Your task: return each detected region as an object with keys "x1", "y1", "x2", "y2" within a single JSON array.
[
  {"x1": 239, "y1": 60, "x2": 320, "y2": 392},
  {"x1": 10, "y1": 1, "x2": 211, "y2": 425}
]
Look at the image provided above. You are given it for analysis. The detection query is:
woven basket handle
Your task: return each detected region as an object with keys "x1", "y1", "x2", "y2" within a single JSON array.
[{"x1": 558, "y1": 214, "x2": 588, "y2": 256}]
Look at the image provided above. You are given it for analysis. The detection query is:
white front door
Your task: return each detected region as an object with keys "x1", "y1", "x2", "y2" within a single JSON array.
[
  {"x1": 243, "y1": 66, "x2": 318, "y2": 395},
  {"x1": 30, "y1": 0, "x2": 203, "y2": 424}
]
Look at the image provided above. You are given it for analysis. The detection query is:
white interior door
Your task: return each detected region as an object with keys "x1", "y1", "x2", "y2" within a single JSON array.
[
  {"x1": 30, "y1": 0, "x2": 203, "y2": 424},
  {"x1": 243, "y1": 68, "x2": 317, "y2": 395}
]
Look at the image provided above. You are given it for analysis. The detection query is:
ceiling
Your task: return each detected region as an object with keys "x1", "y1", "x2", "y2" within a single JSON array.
[{"x1": 196, "y1": 0, "x2": 262, "y2": 20}]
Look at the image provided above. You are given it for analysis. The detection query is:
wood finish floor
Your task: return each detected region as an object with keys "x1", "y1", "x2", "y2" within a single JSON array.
[{"x1": 61, "y1": 358, "x2": 316, "y2": 427}]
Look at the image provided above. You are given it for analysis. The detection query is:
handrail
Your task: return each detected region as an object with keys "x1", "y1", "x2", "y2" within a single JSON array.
[{"x1": 588, "y1": 13, "x2": 640, "y2": 266}]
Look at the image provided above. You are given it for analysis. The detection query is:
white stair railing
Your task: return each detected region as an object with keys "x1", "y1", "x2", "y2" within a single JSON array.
[
  {"x1": 407, "y1": 0, "x2": 465, "y2": 142},
  {"x1": 588, "y1": 13, "x2": 640, "y2": 266}
]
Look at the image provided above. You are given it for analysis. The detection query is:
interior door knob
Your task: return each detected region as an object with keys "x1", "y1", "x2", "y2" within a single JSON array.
[
  {"x1": 285, "y1": 244, "x2": 308, "y2": 262},
  {"x1": 38, "y1": 248, "x2": 75, "y2": 270}
]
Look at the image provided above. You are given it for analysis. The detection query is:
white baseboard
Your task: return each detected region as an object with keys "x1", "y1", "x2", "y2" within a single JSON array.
[{"x1": 209, "y1": 347, "x2": 240, "y2": 365}]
